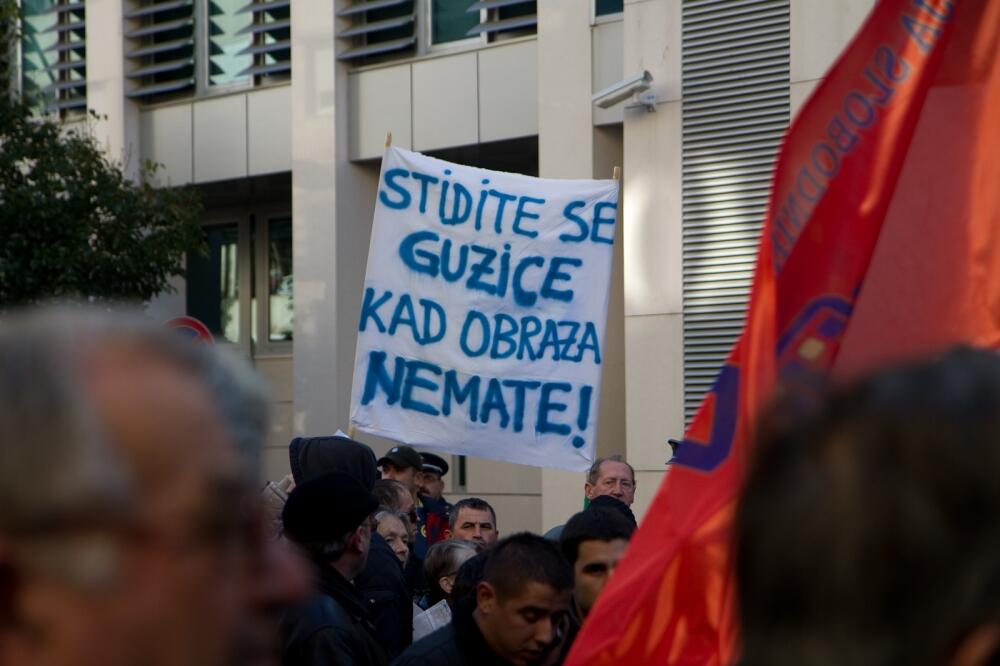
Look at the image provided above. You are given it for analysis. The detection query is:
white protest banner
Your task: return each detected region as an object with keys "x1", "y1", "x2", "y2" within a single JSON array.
[{"x1": 349, "y1": 147, "x2": 619, "y2": 471}]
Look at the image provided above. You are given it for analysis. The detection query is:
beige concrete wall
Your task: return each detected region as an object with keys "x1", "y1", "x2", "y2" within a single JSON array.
[
  {"x1": 791, "y1": 0, "x2": 876, "y2": 116},
  {"x1": 537, "y1": 4, "x2": 627, "y2": 532},
  {"x1": 621, "y1": 0, "x2": 682, "y2": 522}
]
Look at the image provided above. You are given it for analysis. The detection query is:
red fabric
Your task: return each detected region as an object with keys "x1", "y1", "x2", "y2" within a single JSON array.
[{"x1": 567, "y1": 1, "x2": 1000, "y2": 664}]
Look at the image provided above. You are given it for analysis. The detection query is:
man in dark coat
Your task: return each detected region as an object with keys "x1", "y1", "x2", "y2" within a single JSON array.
[
  {"x1": 280, "y1": 472, "x2": 387, "y2": 666},
  {"x1": 289, "y1": 436, "x2": 413, "y2": 658},
  {"x1": 393, "y1": 533, "x2": 573, "y2": 666}
]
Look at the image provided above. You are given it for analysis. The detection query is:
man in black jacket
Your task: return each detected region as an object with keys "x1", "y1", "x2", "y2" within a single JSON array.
[
  {"x1": 289, "y1": 436, "x2": 413, "y2": 658},
  {"x1": 393, "y1": 533, "x2": 573, "y2": 666},
  {"x1": 280, "y1": 471, "x2": 387, "y2": 666}
]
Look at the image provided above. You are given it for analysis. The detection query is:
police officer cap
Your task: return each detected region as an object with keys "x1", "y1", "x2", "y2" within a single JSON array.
[{"x1": 420, "y1": 452, "x2": 449, "y2": 477}]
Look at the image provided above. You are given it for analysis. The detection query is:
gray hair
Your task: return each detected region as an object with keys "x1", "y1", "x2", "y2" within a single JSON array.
[
  {"x1": 586, "y1": 454, "x2": 635, "y2": 486},
  {"x1": 0, "y1": 306, "x2": 269, "y2": 581}
]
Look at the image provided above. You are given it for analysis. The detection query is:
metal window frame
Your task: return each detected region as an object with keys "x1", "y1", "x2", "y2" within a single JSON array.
[
  {"x1": 253, "y1": 208, "x2": 294, "y2": 356},
  {"x1": 423, "y1": 0, "x2": 485, "y2": 54}
]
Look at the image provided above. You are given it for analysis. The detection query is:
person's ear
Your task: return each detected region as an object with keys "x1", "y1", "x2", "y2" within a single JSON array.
[
  {"x1": 349, "y1": 524, "x2": 367, "y2": 553},
  {"x1": 476, "y1": 581, "x2": 497, "y2": 613},
  {"x1": 584, "y1": 483, "x2": 596, "y2": 500},
  {"x1": 949, "y1": 623, "x2": 1000, "y2": 666},
  {"x1": 443, "y1": 528, "x2": 452, "y2": 540},
  {"x1": 439, "y1": 576, "x2": 454, "y2": 596}
]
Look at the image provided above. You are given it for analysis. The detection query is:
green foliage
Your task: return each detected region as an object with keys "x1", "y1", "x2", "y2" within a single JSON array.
[{"x1": 0, "y1": 103, "x2": 204, "y2": 308}]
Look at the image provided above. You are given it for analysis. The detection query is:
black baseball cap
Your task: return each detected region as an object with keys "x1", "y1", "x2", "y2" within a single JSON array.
[
  {"x1": 420, "y1": 452, "x2": 449, "y2": 477},
  {"x1": 377, "y1": 445, "x2": 423, "y2": 470}
]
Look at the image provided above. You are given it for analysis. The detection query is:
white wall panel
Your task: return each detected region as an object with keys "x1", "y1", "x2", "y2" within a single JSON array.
[
  {"x1": 592, "y1": 20, "x2": 624, "y2": 126},
  {"x1": 478, "y1": 41, "x2": 538, "y2": 143},
  {"x1": 248, "y1": 86, "x2": 292, "y2": 175},
  {"x1": 791, "y1": 0, "x2": 875, "y2": 82},
  {"x1": 193, "y1": 94, "x2": 248, "y2": 183},
  {"x1": 412, "y1": 53, "x2": 478, "y2": 151},
  {"x1": 140, "y1": 104, "x2": 193, "y2": 185},
  {"x1": 349, "y1": 65, "x2": 412, "y2": 160}
]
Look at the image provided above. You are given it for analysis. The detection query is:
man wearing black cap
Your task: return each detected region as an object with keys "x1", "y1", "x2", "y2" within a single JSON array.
[
  {"x1": 418, "y1": 452, "x2": 451, "y2": 505},
  {"x1": 280, "y1": 472, "x2": 387, "y2": 666},
  {"x1": 288, "y1": 436, "x2": 412, "y2": 659}
]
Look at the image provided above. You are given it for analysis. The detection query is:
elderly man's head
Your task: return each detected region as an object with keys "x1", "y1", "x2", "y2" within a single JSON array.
[
  {"x1": 0, "y1": 308, "x2": 300, "y2": 666},
  {"x1": 585, "y1": 455, "x2": 636, "y2": 506}
]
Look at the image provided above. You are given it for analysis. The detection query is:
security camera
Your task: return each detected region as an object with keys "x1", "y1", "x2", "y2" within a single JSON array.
[{"x1": 592, "y1": 70, "x2": 654, "y2": 110}]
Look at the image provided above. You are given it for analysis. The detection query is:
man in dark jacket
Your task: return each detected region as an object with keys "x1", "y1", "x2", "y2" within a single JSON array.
[
  {"x1": 393, "y1": 533, "x2": 573, "y2": 666},
  {"x1": 280, "y1": 472, "x2": 387, "y2": 666},
  {"x1": 289, "y1": 436, "x2": 413, "y2": 658}
]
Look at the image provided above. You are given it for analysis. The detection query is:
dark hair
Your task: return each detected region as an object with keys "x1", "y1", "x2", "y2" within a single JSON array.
[
  {"x1": 449, "y1": 497, "x2": 497, "y2": 531},
  {"x1": 586, "y1": 455, "x2": 635, "y2": 486},
  {"x1": 560, "y1": 507, "x2": 634, "y2": 565},
  {"x1": 373, "y1": 478, "x2": 408, "y2": 511},
  {"x1": 452, "y1": 550, "x2": 491, "y2": 617},
  {"x1": 483, "y1": 532, "x2": 573, "y2": 600},
  {"x1": 736, "y1": 347, "x2": 1000, "y2": 666}
]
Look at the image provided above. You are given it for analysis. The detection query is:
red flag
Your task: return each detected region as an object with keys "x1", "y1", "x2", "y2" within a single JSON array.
[{"x1": 568, "y1": 1, "x2": 1000, "y2": 664}]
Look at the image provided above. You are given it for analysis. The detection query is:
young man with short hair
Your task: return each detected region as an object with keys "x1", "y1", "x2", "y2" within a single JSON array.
[
  {"x1": 445, "y1": 497, "x2": 499, "y2": 551},
  {"x1": 393, "y1": 533, "x2": 573, "y2": 666}
]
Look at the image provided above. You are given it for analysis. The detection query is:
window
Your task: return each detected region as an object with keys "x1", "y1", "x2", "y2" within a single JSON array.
[
  {"x1": 21, "y1": 0, "x2": 87, "y2": 115},
  {"x1": 595, "y1": 0, "x2": 623, "y2": 17},
  {"x1": 123, "y1": 0, "x2": 289, "y2": 104},
  {"x1": 237, "y1": 0, "x2": 291, "y2": 79},
  {"x1": 336, "y1": 0, "x2": 536, "y2": 64},
  {"x1": 431, "y1": 0, "x2": 477, "y2": 45},
  {"x1": 186, "y1": 211, "x2": 292, "y2": 353},
  {"x1": 207, "y1": 0, "x2": 252, "y2": 86},
  {"x1": 124, "y1": 0, "x2": 197, "y2": 101},
  {"x1": 187, "y1": 223, "x2": 242, "y2": 344},
  {"x1": 266, "y1": 217, "x2": 293, "y2": 342}
]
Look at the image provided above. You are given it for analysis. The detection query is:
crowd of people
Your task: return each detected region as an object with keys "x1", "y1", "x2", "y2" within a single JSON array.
[
  {"x1": 3, "y1": 306, "x2": 1000, "y2": 666},
  {"x1": 274, "y1": 436, "x2": 637, "y2": 665}
]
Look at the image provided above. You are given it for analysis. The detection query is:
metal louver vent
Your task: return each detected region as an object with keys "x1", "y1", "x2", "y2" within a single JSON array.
[
  {"x1": 681, "y1": 0, "x2": 790, "y2": 421},
  {"x1": 235, "y1": 0, "x2": 291, "y2": 77},
  {"x1": 336, "y1": 0, "x2": 415, "y2": 62},
  {"x1": 124, "y1": 0, "x2": 195, "y2": 100},
  {"x1": 466, "y1": 0, "x2": 535, "y2": 37},
  {"x1": 21, "y1": 0, "x2": 87, "y2": 114}
]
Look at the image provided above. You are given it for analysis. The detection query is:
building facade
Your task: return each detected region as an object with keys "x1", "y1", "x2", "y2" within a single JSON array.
[{"x1": 18, "y1": 0, "x2": 875, "y2": 533}]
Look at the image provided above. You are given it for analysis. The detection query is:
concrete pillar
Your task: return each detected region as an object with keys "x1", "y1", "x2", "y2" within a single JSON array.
[
  {"x1": 291, "y1": 0, "x2": 378, "y2": 437},
  {"x1": 537, "y1": 2, "x2": 627, "y2": 531},
  {"x1": 622, "y1": 0, "x2": 683, "y2": 520},
  {"x1": 85, "y1": 0, "x2": 139, "y2": 180}
]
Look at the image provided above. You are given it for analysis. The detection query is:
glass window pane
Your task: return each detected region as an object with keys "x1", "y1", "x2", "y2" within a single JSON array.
[
  {"x1": 186, "y1": 225, "x2": 240, "y2": 343},
  {"x1": 432, "y1": 0, "x2": 477, "y2": 44},
  {"x1": 267, "y1": 218, "x2": 293, "y2": 342},
  {"x1": 21, "y1": 0, "x2": 59, "y2": 110},
  {"x1": 208, "y1": 0, "x2": 252, "y2": 86},
  {"x1": 595, "y1": 0, "x2": 623, "y2": 16}
]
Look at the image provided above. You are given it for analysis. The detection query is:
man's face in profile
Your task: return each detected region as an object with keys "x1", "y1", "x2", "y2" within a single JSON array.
[{"x1": 476, "y1": 580, "x2": 571, "y2": 666}]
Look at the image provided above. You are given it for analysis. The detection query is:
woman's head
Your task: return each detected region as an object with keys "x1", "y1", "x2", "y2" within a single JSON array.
[
  {"x1": 374, "y1": 510, "x2": 410, "y2": 565},
  {"x1": 424, "y1": 539, "x2": 478, "y2": 606}
]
